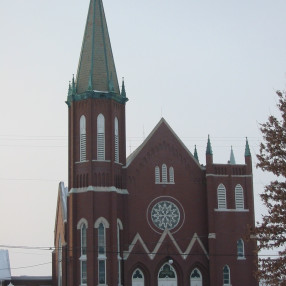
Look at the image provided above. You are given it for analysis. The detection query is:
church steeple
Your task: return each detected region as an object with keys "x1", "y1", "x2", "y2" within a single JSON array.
[{"x1": 75, "y1": 0, "x2": 120, "y2": 95}]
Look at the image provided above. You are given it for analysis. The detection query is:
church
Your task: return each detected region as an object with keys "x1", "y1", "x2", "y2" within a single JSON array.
[{"x1": 52, "y1": 0, "x2": 258, "y2": 286}]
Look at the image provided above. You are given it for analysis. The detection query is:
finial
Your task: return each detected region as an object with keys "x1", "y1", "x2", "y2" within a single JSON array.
[
  {"x1": 206, "y1": 135, "x2": 213, "y2": 155},
  {"x1": 72, "y1": 74, "x2": 77, "y2": 94},
  {"x1": 245, "y1": 137, "x2": 251, "y2": 157},
  {"x1": 194, "y1": 145, "x2": 199, "y2": 162},
  {"x1": 68, "y1": 81, "x2": 72, "y2": 96},
  {"x1": 121, "y1": 77, "x2": 126, "y2": 98},
  {"x1": 229, "y1": 146, "x2": 236, "y2": 164}
]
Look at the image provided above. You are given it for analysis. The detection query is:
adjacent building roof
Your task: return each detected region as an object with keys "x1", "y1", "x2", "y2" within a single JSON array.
[
  {"x1": 0, "y1": 250, "x2": 11, "y2": 281},
  {"x1": 76, "y1": 0, "x2": 119, "y2": 94}
]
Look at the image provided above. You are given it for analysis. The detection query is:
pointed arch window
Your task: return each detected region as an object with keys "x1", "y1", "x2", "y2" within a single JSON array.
[
  {"x1": 169, "y1": 167, "x2": 174, "y2": 183},
  {"x1": 190, "y1": 268, "x2": 202, "y2": 286},
  {"x1": 237, "y1": 239, "x2": 245, "y2": 259},
  {"x1": 117, "y1": 221, "x2": 123, "y2": 285},
  {"x1": 162, "y1": 164, "x2": 167, "y2": 183},
  {"x1": 80, "y1": 115, "x2": 86, "y2": 162},
  {"x1": 132, "y1": 269, "x2": 144, "y2": 286},
  {"x1": 97, "y1": 114, "x2": 105, "y2": 161},
  {"x1": 158, "y1": 263, "x2": 177, "y2": 285},
  {"x1": 235, "y1": 184, "x2": 244, "y2": 209},
  {"x1": 80, "y1": 223, "x2": 87, "y2": 285},
  {"x1": 155, "y1": 166, "x2": 160, "y2": 183},
  {"x1": 223, "y1": 265, "x2": 230, "y2": 285},
  {"x1": 217, "y1": 184, "x2": 227, "y2": 209},
  {"x1": 115, "y1": 117, "x2": 119, "y2": 163},
  {"x1": 98, "y1": 223, "x2": 106, "y2": 284}
]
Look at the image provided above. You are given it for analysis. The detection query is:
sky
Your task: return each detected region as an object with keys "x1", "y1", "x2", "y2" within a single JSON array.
[{"x1": 1, "y1": 0, "x2": 286, "y2": 277}]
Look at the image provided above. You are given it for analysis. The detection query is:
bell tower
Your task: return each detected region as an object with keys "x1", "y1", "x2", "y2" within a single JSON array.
[{"x1": 65, "y1": 0, "x2": 128, "y2": 285}]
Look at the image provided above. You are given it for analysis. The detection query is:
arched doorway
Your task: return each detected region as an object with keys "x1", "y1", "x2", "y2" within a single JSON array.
[
  {"x1": 190, "y1": 268, "x2": 202, "y2": 286},
  {"x1": 158, "y1": 263, "x2": 177, "y2": 286},
  {"x1": 132, "y1": 268, "x2": 144, "y2": 286}
]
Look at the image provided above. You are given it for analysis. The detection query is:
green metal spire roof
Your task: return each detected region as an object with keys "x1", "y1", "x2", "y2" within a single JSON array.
[
  {"x1": 206, "y1": 135, "x2": 213, "y2": 155},
  {"x1": 121, "y1": 78, "x2": 126, "y2": 98},
  {"x1": 194, "y1": 145, "x2": 199, "y2": 162},
  {"x1": 76, "y1": 0, "x2": 120, "y2": 94},
  {"x1": 245, "y1": 137, "x2": 251, "y2": 157},
  {"x1": 229, "y1": 146, "x2": 236, "y2": 164}
]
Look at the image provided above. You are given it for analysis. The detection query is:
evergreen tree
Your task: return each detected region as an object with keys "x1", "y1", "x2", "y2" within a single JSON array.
[{"x1": 254, "y1": 91, "x2": 286, "y2": 285}]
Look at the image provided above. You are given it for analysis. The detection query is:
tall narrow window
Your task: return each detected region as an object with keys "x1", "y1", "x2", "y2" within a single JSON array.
[
  {"x1": 155, "y1": 166, "x2": 160, "y2": 183},
  {"x1": 217, "y1": 184, "x2": 227, "y2": 209},
  {"x1": 80, "y1": 115, "x2": 86, "y2": 162},
  {"x1": 80, "y1": 224, "x2": 87, "y2": 285},
  {"x1": 115, "y1": 117, "x2": 119, "y2": 163},
  {"x1": 235, "y1": 184, "x2": 244, "y2": 209},
  {"x1": 237, "y1": 239, "x2": 245, "y2": 259},
  {"x1": 97, "y1": 114, "x2": 105, "y2": 161},
  {"x1": 169, "y1": 167, "x2": 174, "y2": 183},
  {"x1": 162, "y1": 164, "x2": 167, "y2": 183},
  {"x1": 98, "y1": 223, "x2": 106, "y2": 284},
  {"x1": 58, "y1": 238, "x2": 62, "y2": 286},
  {"x1": 223, "y1": 265, "x2": 230, "y2": 285},
  {"x1": 117, "y1": 223, "x2": 121, "y2": 285},
  {"x1": 132, "y1": 269, "x2": 144, "y2": 286}
]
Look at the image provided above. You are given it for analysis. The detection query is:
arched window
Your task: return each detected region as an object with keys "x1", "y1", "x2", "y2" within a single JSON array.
[
  {"x1": 190, "y1": 268, "x2": 202, "y2": 286},
  {"x1": 158, "y1": 263, "x2": 177, "y2": 284},
  {"x1": 132, "y1": 269, "x2": 144, "y2": 286},
  {"x1": 115, "y1": 117, "x2": 119, "y2": 163},
  {"x1": 235, "y1": 184, "x2": 244, "y2": 209},
  {"x1": 58, "y1": 237, "x2": 62, "y2": 286},
  {"x1": 80, "y1": 115, "x2": 87, "y2": 162},
  {"x1": 98, "y1": 223, "x2": 106, "y2": 284},
  {"x1": 155, "y1": 166, "x2": 160, "y2": 183},
  {"x1": 217, "y1": 184, "x2": 227, "y2": 209},
  {"x1": 223, "y1": 265, "x2": 230, "y2": 285},
  {"x1": 80, "y1": 224, "x2": 87, "y2": 285},
  {"x1": 97, "y1": 114, "x2": 105, "y2": 161},
  {"x1": 162, "y1": 164, "x2": 167, "y2": 183},
  {"x1": 237, "y1": 239, "x2": 245, "y2": 259},
  {"x1": 169, "y1": 167, "x2": 174, "y2": 183}
]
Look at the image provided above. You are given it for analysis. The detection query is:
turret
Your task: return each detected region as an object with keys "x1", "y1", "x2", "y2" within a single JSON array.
[
  {"x1": 245, "y1": 137, "x2": 252, "y2": 174},
  {"x1": 206, "y1": 135, "x2": 213, "y2": 166}
]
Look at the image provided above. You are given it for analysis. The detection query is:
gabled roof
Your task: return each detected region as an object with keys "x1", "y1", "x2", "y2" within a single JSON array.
[
  {"x1": 76, "y1": 0, "x2": 119, "y2": 94},
  {"x1": 0, "y1": 250, "x2": 11, "y2": 280},
  {"x1": 126, "y1": 118, "x2": 203, "y2": 169}
]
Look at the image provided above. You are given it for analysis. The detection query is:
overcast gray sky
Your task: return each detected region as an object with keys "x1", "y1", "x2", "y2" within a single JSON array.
[{"x1": 0, "y1": 0, "x2": 286, "y2": 276}]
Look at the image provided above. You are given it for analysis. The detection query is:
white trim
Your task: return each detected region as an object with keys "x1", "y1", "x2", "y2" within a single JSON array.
[
  {"x1": 69, "y1": 186, "x2": 129, "y2": 195},
  {"x1": 117, "y1": 218, "x2": 123, "y2": 230},
  {"x1": 75, "y1": 160, "x2": 89, "y2": 164},
  {"x1": 206, "y1": 174, "x2": 252, "y2": 178},
  {"x1": 94, "y1": 217, "x2": 110, "y2": 229},
  {"x1": 214, "y1": 209, "x2": 249, "y2": 212},
  {"x1": 123, "y1": 231, "x2": 208, "y2": 261},
  {"x1": 92, "y1": 160, "x2": 111, "y2": 162},
  {"x1": 77, "y1": 218, "x2": 88, "y2": 229},
  {"x1": 206, "y1": 174, "x2": 228, "y2": 177},
  {"x1": 208, "y1": 233, "x2": 216, "y2": 239}
]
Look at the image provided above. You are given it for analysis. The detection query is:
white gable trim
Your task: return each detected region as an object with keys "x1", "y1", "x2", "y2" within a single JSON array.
[
  {"x1": 69, "y1": 186, "x2": 129, "y2": 195},
  {"x1": 125, "y1": 118, "x2": 203, "y2": 169},
  {"x1": 123, "y1": 230, "x2": 208, "y2": 260}
]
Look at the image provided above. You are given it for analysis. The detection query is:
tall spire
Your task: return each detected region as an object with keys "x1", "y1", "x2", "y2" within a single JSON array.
[
  {"x1": 76, "y1": 0, "x2": 120, "y2": 94},
  {"x1": 229, "y1": 146, "x2": 236, "y2": 164},
  {"x1": 245, "y1": 137, "x2": 251, "y2": 157},
  {"x1": 206, "y1": 135, "x2": 213, "y2": 155}
]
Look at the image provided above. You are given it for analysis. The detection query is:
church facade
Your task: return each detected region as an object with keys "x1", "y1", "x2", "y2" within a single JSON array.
[{"x1": 53, "y1": 1, "x2": 258, "y2": 286}]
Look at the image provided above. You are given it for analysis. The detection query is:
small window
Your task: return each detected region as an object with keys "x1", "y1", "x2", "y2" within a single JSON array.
[
  {"x1": 98, "y1": 223, "x2": 106, "y2": 285},
  {"x1": 97, "y1": 114, "x2": 105, "y2": 161},
  {"x1": 81, "y1": 224, "x2": 87, "y2": 256},
  {"x1": 169, "y1": 167, "x2": 174, "y2": 183},
  {"x1": 162, "y1": 164, "x2": 167, "y2": 183},
  {"x1": 132, "y1": 268, "x2": 144, "y2": 285},
  {"x1": 237, "y1": 239, "x2": 245, "y2": 258},
  {"x1": 115, "y1": 117, "x2": 119, "y2": 163},
  {"x1": 223, "y1": 265, "x2": 230, "y2": 285},
  {"x1": 235, "y1": 184, "x2": 244, "y2": 209},
  {"x1": 80, "y1": 115, "x2": 86, "y2": 162},
  {"x1": 81, "y1": 260, "x2": 87, "y2": 285},
  {"x1": 217, "y1": 184, "x2": 227, "y2": 209},
  {"x1": 155, "y1": 166, "x2": 160, "y2": 183}
]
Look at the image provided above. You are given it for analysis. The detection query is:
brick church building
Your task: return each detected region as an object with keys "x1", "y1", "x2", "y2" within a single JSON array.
[{"x1": 52, "y1": 0, "x2": 258, "y2": 286}]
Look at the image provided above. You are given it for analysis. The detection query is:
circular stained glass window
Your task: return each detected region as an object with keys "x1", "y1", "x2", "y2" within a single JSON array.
[{"x1": 151, "y1": 201, "x2": 180, "y2": 230}]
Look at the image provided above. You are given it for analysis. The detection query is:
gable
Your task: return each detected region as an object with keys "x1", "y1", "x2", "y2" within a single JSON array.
[{"x1": 126, "y1": 118, "x2": 203, "y2": 170}]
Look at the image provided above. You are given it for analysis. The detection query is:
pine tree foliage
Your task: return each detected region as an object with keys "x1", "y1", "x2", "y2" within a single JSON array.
[{"x1": 254, "y1": 91, "x2": 286, "y2": 285}]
